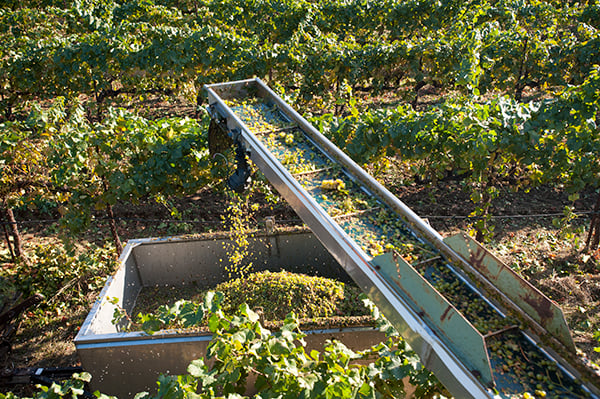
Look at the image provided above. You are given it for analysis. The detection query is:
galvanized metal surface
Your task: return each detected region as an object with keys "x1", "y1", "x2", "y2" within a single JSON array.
[
  {"x1": 75, "y1": 232, "x2": 384, "y2": 398},
  {"x1": 78, "y1": 328, "x2": 385, "y2": 398},
  {"x1": 204, "y1": 78, "x2": 494, "y2": 398}
]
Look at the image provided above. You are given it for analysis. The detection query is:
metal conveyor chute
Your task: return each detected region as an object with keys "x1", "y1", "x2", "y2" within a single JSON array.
[{"x1": 203, "y1": 78, "x2": 600, "y2": 399}]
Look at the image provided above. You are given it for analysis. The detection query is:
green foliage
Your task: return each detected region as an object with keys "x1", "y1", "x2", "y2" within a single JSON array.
[
  {"x1": 0, "y1": 372, "x2": 116, "y2": 399},
  {"x1": 317, "y1": 68, "x2": 600, "y2": 240},
  {"x1": 1, "y1": 0, "x2": 598, "y2": 116},
  {"x1": 3, "y1": 242, "x2": 116, "y2": 314},
  {"x1": 2, "y1": 0, "x2": 599, "y2": 245},
  {"x1": 0, "y1": 99, "x2": 68, "y2": 208},
  {"x1": 112, "y1": 290, "x2": 224, "y2": 333},
  {"x1": 552, "y1": 193, "x2": 585, "y2": 247},
  {"x1": 131, "y1": 292, "x2": 446, "y2": 399},
  {"x1": 50, "y1": 107, "x2": 211, "y2": 234},
  {"x1": 0, "y1": 96, "x2": 213, "y2": 253},
  {"x1": 102, "y1": 291, "x2": 448, "y2": 398},
  {"x1": 1, "y1": 0, "x2": 599, "y2": 395},
  {"x1": 114, "y1": 271, "x2": 370, "y2": 333}
]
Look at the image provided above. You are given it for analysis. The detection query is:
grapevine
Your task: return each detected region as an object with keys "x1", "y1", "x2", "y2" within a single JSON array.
[{"x1": 1, "y1": 1, "x2": 599, "y2": 398}]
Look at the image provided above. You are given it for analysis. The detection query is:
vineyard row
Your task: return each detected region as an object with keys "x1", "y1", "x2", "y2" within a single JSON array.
[
  {"x1": 1, "y1": 0, "x2": 599, "y2": 118},
  {"x1": 315, "y1": 67, "x2": 600, "y2": 241},
  {"x1": 2, "y1": 64, "x2": 599, "y2": 255}
]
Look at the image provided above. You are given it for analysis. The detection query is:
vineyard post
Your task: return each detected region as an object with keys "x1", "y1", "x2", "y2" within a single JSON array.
[
  {"x1": 196, "y1": 91, "x2": 203, "y2": 118},
  {"x1": 1, "y1": 212, "x2": 16, "y2": 263},
  {"x1": 93, "y1": 81, "x2": 110, "y2": 121},
  {"x1": 92, "y1": 139, "x2": 124, "y2": 255},
  {"x1": 0, "y1": 93, "x2": 12, "y2": 122},
  {"x1": 333, "y1": 73, "x2": 341, "y2": 115},
  {"x1": 1, "y1": 205, "x2": 25, "y2": 263},
  {"x1": 474, "y1": 188, "x2": 493, "y2": 243},
  {"x1": 514, "y1": 37, "x2": 529, "y2": 102},
  {"x1": 101, "y1": 176, "x2": 123, "y2": 255},
  {"x1": 472, "y1": 152, "x2": 499, "y2": 242},
  {"x1": 412, "y1": 80, "x2": 427, "y2": 109},
  {"x1": 585, "y1": 191, "x2": 600, "y2": 253}
]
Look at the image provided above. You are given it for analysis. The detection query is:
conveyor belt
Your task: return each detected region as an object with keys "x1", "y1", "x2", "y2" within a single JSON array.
[{"x1": 204, "y1": 78, "x2": 600, "y2": 399}]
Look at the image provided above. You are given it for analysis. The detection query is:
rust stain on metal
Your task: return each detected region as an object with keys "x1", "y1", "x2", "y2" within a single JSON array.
[
  {"x1": 468, "y1": 245, "x2": 489, "y2": 275},
  {"x1": 464, "y1": 234, "x2": 556, "y2": 322},
  {"x1": 468, "y1": 242, "x2": 554, "y2": 321},
  {"x1": 521, "y1": 293, "x2": 553, "y2": 322},
  {"x1": 392, "y1": 276, "x2": 419, "y2": 308},
  {"x1": 440, "y1": 305, "x2": 453, "y2": 323},
  {"x1": 392, "y1": 277, "x2": 409, "y2": 305}
]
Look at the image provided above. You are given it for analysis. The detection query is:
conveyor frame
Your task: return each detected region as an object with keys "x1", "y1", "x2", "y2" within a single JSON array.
[{"x1": 203, "y1": 77, "x2": 600, "y2": 398}]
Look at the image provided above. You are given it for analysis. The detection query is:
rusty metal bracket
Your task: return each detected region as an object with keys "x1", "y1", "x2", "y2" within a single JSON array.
[{"x1": 443, "y1": 232, "x2": 575, "y2": 351}]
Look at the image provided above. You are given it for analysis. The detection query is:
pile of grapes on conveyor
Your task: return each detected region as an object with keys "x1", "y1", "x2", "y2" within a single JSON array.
[{"x1": 227, "y1": 97, "x2": 591, "y2": 399}]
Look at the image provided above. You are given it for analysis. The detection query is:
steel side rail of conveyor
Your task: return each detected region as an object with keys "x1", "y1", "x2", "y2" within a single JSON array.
[{"x1": 203, "y1": 78, "x2": 600, "y2": 398}]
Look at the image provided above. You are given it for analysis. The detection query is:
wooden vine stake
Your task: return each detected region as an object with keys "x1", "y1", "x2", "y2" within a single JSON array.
[
  {"x1": 2, "y1": 218, "x2": 16, "y2": 263},
  {"x1": 585, "y1": 191, "x2": 600, "y2": 253},
  {"x1": 2, "y1": 206, "x2": 22, "y2": 262},
  {"x1": 102, "y1": 188, "x2": 123, "y2": 256}
]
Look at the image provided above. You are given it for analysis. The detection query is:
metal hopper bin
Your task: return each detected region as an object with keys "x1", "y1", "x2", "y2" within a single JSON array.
[{"x1": 74, "y1": 231, "x2": 386, "y2": 398}]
